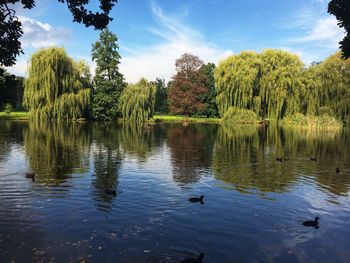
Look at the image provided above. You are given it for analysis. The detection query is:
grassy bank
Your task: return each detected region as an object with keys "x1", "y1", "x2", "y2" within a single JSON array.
[
  {"x1": 0, "y1": 112, "x2": 28, "y2": 120},
  {"x1": 282, "y1": 113, "x2": 343, "y2": 130},
  {"x1": 152, "y1": 115, "x2": 221, "y2": 123}
]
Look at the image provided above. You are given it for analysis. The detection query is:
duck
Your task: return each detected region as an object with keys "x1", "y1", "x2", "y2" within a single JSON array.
[
  {"x1": 276, "y1": 157, "x2": 283, "y2": 162},
  {"x1": 105, "y1": 189, "x2": 117, "y2": 196},
  {"x1": 25, "y1": 172, "x2": 35, "y2": 182},
  {"x1": 302, "y1": 217, "x2": 319, "y2": 228},
  {"x1": 336, "y1": 167, "x2": 340, "y2": 174},
  {"x1": 189, "y1": 195, "x2": 204, "y2": 204},
  {"x1": 309, "y1": 157, "x2": 317, "y2": 162},
  {"x1": 181, "y1": 253, "x2": 204, "y2": 263}
]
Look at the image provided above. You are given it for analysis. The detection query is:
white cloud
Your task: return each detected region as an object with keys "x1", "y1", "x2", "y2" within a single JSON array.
[
  {"x1": 6, "y1": 16, "x2": 71, "y2": 76},
  {"x1": 7, "y1": 59, "x2": 28, "y2": 76},
  {"x1": 119, "y1": 3, "x2": 233, "y2": 83},
  {"x1": 19, "y1": 16, "x2": 70, "y2": 48},
  {"x1": 293, "y1": 17, "x2": 345, "y2": 48}
]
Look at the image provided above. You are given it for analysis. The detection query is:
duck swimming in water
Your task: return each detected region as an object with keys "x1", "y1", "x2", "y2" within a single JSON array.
[
  {"x1": 25, "y1": 172, "x2": 35, "y2": 182},
  {"x1": 309, "y1": 157, "x2": 317, "y2": 162},
  {"x1": 276, "y1": 157, "x2": 283, "y2": 162},
  {"x1": 336, "y1": 167, "x2": 340, "y2": 174},
  {"x1": 189, "y1": 195, "x2": 204, "y2": 204},
  {"x1": 105, "y1": 189, "x2": 116, "y2": 196},
  {"x1": 303, "y1": 217, "x2": 319, "y2": 228}
]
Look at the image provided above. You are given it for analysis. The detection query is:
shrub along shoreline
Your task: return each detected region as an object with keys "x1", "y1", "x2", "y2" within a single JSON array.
[
  {"x1": 1, "y1": 112, "x2": 344, "y2": 130},
  {"x1": 0, "y1": 112, "x2": 28, "y2": 120}
]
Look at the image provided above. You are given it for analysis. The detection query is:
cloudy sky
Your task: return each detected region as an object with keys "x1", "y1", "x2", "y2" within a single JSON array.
[{"x1": 7, "y1": 0, "x2": 345, "y2": 83}]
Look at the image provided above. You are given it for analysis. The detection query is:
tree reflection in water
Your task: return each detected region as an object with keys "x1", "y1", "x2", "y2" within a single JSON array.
[
  {"x1": 213, "y1": 124, "x2": 350, "y2": 196},
  {"x1": 24, "y1": 121, "x2": 90, "y2": 185},
  {"x1": 91, "y1": 123, "x2": 121, "y2": 208},
  {"x1": 167, "y1": 124, "x2": 218, "y2": 185}
]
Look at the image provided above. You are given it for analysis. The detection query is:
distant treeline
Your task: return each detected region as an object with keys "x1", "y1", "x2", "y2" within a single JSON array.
[
  {"x1": 1, "y1": 29, "x2": 349, "y2": 126},
  {"x1": 215, "y1": 50, "x2": 350, "y2": 125}
]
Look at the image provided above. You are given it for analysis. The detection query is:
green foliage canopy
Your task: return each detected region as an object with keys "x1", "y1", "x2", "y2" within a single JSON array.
[
  {"x1": 197, "y1": 63, "x2": 219, "y2": 117},
  {"x1": 309, "y1": 52, "x2": 350, "y2": 121},
  {"x1": 0, "y1": 67, "x2": 24, "y2": 110},
  {"x1": 153, "y1": 78, "x2": 168, "y2": 113},
  {"x1": 90, "y1": 28, "x2": 126, "y2": 121},
  {"x1": 215, "y1": 49, "x2": 305, "y2": 120},
  {"x1": 119, "y1": 78, "x2": 156, "y2": 122},
  {"x1": 23, "y1": 47, "x2": 91, "y2": 120}
]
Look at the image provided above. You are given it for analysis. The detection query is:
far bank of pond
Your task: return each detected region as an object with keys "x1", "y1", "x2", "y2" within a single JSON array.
[{"x1": 0, "y1": 112, "x2": 345, "y2": 128}]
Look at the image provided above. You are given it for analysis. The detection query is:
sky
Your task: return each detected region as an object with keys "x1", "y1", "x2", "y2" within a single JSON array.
[{"x1": 7, "y1": 0, "x2": 345, "y2": 83}]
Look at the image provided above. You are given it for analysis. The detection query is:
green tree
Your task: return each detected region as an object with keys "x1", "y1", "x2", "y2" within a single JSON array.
[
  {"x1": 91, "y1": 28, "x2": 126, "y2": 121},
  {"x1": 169, "y1": 53, "x2": 208, "y2": 116},
  {"x1": 314, "y1": 52, "x2": 350, "y2": 121},
  {"x1": 0, "y1": 0, "x2": 118, "y2": 66},
  {"x1": 119, "y1": 78, "x2": 156, "y2": 122},
  {"x1": 153, "y1": 78, "x2": 168, "y2": 113},
  {"x1": 0, "y1": 67, "x2": 24, "y2": 110},
  {"x1": 215, "y1": 49, "x2": 305, "y2": 120},
  {"x1": 328, "y1": 0, "x2": 350, "y2": 58},
  {"x1": 23, "y1": 47, "x2": 91, "y2": 120},
  {"x1": 197, "y1": 63, "x2": 219, "y2": 117},
  {"x1": 215, "y1": 51, "x2": 261, "y2": 117},
  {"x1": 259, "y1": 49, "x2": 305, "y2": 120}
]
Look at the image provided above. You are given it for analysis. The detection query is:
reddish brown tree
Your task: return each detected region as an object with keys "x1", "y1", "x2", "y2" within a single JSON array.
[{"x1": 169, "y1": 53, "x2": 209, "y2": 116}]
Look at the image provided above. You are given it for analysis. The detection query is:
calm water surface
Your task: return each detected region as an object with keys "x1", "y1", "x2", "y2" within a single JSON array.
[{"x1": 0, "y1": 121, "x2": 350, "y2": 262}]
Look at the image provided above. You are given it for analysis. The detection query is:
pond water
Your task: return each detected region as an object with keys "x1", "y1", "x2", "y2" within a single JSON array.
[{"x1": 0, "y1": 121, "x2": 350, "y2": 263}]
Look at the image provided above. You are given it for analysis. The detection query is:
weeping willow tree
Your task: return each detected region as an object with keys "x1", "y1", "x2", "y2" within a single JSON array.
[
  {"x1": 259, "y1": 50, "x2": 305, "y2": 119},
  {"x1": 313, "y1": 52, "x2": 350, "y2": 122},
  {"x1": 23, "y1": 47, "x2": 91, "y2": 120},
  {"x1": 215, "y1": 51, "x2": 261, "y2": 117},
  {"x1": 119, "y1": 78, "x2": 156, "y2": 122},
  {"x1": 215, "y1": 49, "x2": 305, "y2": 120}
]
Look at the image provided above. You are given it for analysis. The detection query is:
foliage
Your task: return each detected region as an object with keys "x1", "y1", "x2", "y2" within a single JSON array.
[
  {"x1": 215, "y1": 51, "x2": 261, "y2": 117},
  {"x1": 222, "y1": 107, "x2": 259, "y2": 124},
  {"x1": 23, "y1": 47, "x2": 91, "y2": 120},
  {"x1": 215, "y1": 50, "x2": 305, "y2": 120},
  {"x1": 0, "y1": 67, "x2": 24, "y2": 110},
  {"x1": 0, "y1": 111, "x2": 27, "y2": 120},
  {"x1": 4, "y1": 103, "x2": 12, "y2": 114},
  {"x1": 283, "y1": 113, "x2": 342, "y2": 129},
  {"x1": 0, "y1": 0, "x2": 118, "y2": 66},
  {"x1": 90, "y1": 28, "x2": 126, "y2": 121},
  {"x1": 119, "y1": 78, "x2": 156, "y2": 122},
  {"x1": 259, "y1": 50, "x2": 305, "y2": 119},
  {"x1": 196, "y1": 63, "x2": 219, "y2": 117},
  {"x1": 214, "y1": 49, "x2": 350, "y2": 126},
  {"x1": 152, "y1": 115, "x2": 221, "y2": 123},
  {"x1": 328, "y1": 0, "x2": 350, "y2": 58},
  {"x1": 153, "y1": 78, "x2": 168, "y2": 113},
  {"x1": 169, "y1": 53, "x2": 208, "y2": 116},
  {"x1": 311, "y1": 52, "x2": 350, "y2": 121}
]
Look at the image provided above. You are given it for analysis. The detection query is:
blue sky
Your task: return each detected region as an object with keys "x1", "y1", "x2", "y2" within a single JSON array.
[{"x1": 8, "y1": 0, "x2": 344, "y2": 82}]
